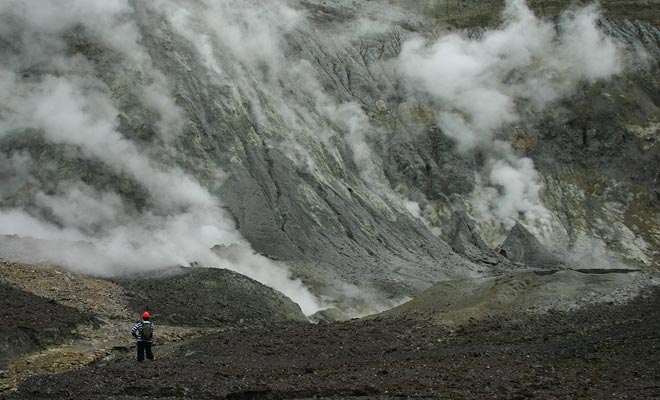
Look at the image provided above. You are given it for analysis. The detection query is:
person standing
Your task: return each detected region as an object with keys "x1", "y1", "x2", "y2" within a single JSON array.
[{"x1": 131, "y1": 311, "x2": 155, "y2": 362}]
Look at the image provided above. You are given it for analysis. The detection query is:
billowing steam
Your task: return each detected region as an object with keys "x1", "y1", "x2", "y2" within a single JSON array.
[
  {"x1": 398, "y1": 0, "x2": 621, "y2": 230},
  {"x1": 0, "y1": 0, "x2": 321, "y2": 315},
  {"x1": 0, "y1": 0, "x2": 631, "y2": 315}
]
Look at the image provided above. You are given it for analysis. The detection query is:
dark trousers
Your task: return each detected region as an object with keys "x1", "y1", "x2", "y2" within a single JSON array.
[{"x1": 137, "y1": 341, "x2": 154, "y2": 361}]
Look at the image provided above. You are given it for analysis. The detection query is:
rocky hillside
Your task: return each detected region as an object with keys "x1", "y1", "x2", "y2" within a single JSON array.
[
  {"x1": 0, "y1": 0, "x2": 658, "y2": 326},
  {"x1": 115, "y1": 267, "x2": 306, "y2": 326}
]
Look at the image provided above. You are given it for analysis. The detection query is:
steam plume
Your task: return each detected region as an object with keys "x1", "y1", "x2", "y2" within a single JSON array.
[{"x1": 398, "y1": 0, "x2": 621, "y2": 230}]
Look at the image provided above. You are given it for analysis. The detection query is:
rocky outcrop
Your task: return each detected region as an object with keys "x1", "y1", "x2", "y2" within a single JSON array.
[
  {"x1": 498, "y1": 223, "x2": 566, "y2": 270},
  {"x1": 442, "y1": 211, "x2": 509, "y2": 269},
  {"x1": 0, "y1": 261, "x2": 130, "y2": 319}
]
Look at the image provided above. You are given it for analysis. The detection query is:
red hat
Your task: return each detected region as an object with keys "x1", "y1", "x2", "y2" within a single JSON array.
[{"x1": 142, "y1": 311, "x2": 150, "y2": 319}]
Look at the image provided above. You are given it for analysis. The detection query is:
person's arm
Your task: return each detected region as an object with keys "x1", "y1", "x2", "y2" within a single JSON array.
[{"x1": 131, "y1": 323, "x2": 140, "y2": 337}]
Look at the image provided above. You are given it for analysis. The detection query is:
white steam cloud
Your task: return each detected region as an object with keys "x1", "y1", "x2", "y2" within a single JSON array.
[
  {"x1": 0, "y1": 0, "x2": 321, "y2": 315},
  {"x1": 399, "y1": 0, "x2": 622, "y2": 229}
]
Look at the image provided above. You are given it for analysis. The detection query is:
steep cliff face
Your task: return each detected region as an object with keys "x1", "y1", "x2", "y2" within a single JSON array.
[{"x1": 0, "y1": 0, "x2": 658, "y2": 310}]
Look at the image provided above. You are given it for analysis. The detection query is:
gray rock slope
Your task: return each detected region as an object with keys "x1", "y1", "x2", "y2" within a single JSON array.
[{"x1": 0, "y1": 0, "x2": 658, "y2": 304}]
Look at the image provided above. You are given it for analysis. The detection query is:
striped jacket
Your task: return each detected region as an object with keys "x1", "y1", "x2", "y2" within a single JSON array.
[{"x1": 131, "y1": 321, "x2": 155, "y2": 342}]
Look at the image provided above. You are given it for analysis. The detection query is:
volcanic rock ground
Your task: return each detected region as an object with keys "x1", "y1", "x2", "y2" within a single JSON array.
[
  {"x1": 0, "y1": 262, "x2": 304, "y2": 394},
  {"x1": 1, "y1": 262, "x2": 659, "y2": 399}
]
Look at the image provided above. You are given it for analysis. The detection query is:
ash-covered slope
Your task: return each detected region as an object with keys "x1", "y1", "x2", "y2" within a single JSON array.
[
  {"x1": 380, "y1": 269, "x2": 654, "y2": 325},
  {"x1": 293, "y1": 0, "x2": 660, "y2": 270},
  {"x1": 115, "y1": 267, "x2": 306, "y2": 326},
  {"x1": 0, "y1": 0, "x2": 481, "y2": 307},
  {"x1": 0, "y1": 0, "x2": 658, "y2": 311},
  {"x1": 0, "y1": 282, "x2": 94, "y2": 369}
]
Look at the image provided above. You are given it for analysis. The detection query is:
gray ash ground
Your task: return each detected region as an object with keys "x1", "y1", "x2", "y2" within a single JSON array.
[{"x1": 4, "y1": 286, "x2": 659, "y2": 400}]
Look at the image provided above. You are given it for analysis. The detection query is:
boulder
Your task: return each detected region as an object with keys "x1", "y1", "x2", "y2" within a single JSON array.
[
  {"x1": 499, "y1": 223, "x2": 565, "y2": 270},
  {"x1": 442, "y1": 211, "x2": 508, "y2": 269}
]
